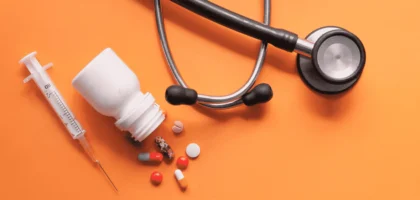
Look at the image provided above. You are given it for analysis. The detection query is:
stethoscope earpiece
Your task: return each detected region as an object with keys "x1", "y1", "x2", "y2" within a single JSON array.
[
  {"x1": 241, "y1": 83, "x2": 273, "y2": 106},
  {"x1": 165, "y1": 85, "x2": 198, "y2": 105}
]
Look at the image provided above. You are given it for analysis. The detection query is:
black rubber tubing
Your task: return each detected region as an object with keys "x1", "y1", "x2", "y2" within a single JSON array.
[{"x1": 170, "y1": 0, "x2": 298, "y2": 52}]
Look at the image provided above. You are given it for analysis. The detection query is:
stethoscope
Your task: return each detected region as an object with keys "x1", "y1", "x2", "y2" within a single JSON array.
[{"x1": 155, "y1": 0, "x2": 366, "y2": 109}]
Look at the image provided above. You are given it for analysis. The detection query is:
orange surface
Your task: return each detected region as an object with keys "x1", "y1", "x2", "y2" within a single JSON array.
[{"x1": 1, "y1": 0, "x2": 420, "y2": 199}]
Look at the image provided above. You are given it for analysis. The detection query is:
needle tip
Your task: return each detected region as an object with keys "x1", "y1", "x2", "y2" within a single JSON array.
[{"x1": 97, "y1": 161, "x2": 119, "y2": 193}]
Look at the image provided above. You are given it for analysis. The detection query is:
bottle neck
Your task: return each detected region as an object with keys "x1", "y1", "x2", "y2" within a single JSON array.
[{"x1": 115, "y1": 91, "x2": 145, "y2": 119}]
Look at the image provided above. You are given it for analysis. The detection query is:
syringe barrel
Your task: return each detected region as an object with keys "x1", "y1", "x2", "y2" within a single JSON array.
[{"x1": 20, "y1": 52, "x2": 85, "y2": 139}]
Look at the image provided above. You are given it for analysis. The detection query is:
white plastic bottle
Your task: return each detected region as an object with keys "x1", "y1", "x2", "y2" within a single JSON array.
[{"x1": 72, "y1": 48, "x2": 165, "y2": 142}]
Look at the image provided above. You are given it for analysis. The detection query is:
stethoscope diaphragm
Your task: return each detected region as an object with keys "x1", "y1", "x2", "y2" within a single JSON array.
[{"x1": 297, "y1": 26, "x2": 366, "y2": 94}]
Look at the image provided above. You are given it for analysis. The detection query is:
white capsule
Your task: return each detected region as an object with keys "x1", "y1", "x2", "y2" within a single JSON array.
[{"x1": 172, "y1": 120, "x2": 184, "y2": 134}]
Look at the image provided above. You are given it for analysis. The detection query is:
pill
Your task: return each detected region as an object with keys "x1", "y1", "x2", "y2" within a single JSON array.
[
  {"x1": 174, "y1": 169, "x2": 188, "y2": 189},
  {"x1": 172, "y1": 121, "x2": 184, "y2": 134},
  {"x1": 176, "y1": 156, "x2": 189, "y2": 169},
  {"x1": 186, "y1": 143, "x2": 200, "y2": 158},
  {"x1": 138, "y1": 152, "x2": 163, "y2": 163},
  {"x1": 155, "y1": 136, "x2": 175, "y2": 159},
  {"x1": 150, "y1": 171, "x2": 163, "y2": 185}
]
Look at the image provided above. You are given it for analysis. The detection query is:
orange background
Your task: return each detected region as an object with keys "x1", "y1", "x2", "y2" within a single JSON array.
[{"x1": 1, "y1": 0, "x2": 420, "y2": 199}]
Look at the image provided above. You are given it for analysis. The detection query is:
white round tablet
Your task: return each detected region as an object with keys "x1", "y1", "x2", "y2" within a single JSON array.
[{"x1": 186, "y1": 143, "x2": 200, "y2": 158}]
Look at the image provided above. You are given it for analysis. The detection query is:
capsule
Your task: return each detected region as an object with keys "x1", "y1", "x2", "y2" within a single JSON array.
[
  {"x1": 138, "y1": 152, "x2": 163, "y2": 163},
  {"x1": 155, "y1": 136, "x2": 175, "y2": 159},
  {"x1": 174, "y1": 169, "x2": 188, "y2": 189}
]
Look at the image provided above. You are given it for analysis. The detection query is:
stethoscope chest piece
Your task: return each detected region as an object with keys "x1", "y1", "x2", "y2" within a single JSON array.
[{"x1": 297, "y1": 26, "x2": 366, "y2": 94}]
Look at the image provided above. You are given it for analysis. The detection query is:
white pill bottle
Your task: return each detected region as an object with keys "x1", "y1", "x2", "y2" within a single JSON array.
[{"x1": 72, "y1": 48, "x2": 165, "y2": 142}]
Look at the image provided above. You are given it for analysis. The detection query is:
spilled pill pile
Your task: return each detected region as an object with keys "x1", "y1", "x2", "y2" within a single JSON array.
[{"x1": 137, "y1": 121, "x2": 201, "y2": 190}]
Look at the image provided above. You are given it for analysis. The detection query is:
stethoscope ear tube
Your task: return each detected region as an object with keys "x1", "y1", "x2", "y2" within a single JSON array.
[{"x1": 157, "y1": 0, "x2": 274, "y2": 109}]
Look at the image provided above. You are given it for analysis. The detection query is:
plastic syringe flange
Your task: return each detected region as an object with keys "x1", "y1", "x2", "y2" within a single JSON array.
[{"x1": 19, "y1": 52, "x2": 53, "y2": 83}]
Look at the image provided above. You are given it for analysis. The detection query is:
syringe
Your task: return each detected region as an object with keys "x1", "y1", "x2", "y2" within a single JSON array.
[{"x1": 20, "y1": 52, "x2": 118, "y2": 192}]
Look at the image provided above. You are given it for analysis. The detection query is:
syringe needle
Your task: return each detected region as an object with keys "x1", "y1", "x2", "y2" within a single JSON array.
[
  {"x1": 97, "y1": 161, "x2": 119, "y2": 193},
  {"x1": 77, "y1": 136, "x2": 118, "y2": 192}
]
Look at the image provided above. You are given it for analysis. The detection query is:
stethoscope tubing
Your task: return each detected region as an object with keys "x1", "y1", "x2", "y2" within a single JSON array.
[
  {"x1": 170, "y1": 0, "x2": 300, "y2": 53},
  {"x1": 154, "y1": 0, "x2": 271, "y2": 109}
]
